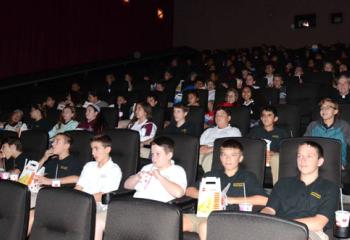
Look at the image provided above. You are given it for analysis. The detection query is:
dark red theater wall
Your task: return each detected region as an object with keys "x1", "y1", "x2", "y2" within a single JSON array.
[
  {"x1": 174, "y1": 0, "x2": 350, "y2": 49},
  {"x1": 0, "y1": 0, "x2": 173, "y2": 79}
]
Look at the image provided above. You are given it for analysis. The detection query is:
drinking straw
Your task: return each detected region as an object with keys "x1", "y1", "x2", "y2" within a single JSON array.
[
  {"x1": 243, "y1": 183, "x2": 247, "y2": 201},
  {"x1": 24, "y1": 158, "x2": 28, "y2": 168},
  {"x1": 340, "y1": 188, "x2": 344, "y2": 211},
  {"x1": 55, "y1": 164, "x2": 58, "y2": 179}
]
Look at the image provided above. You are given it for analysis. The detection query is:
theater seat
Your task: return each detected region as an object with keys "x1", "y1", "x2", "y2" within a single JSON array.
[
  {"x1": 279, "y1": 137, "x2": 341, "y2": 186},
  {"x1": 103, "y1": 129, "x2": 139, "y2": 192},
  {"x1": 65, "y1": 130, "x2": 94, "y2": 165},
  {"x1": 29, "y1": 188, "x2": 96, "y2": 240},
  {"x1": 20, "y1": 130, "x2": 48, "y2": 161},
  {"x1": 207, "y1": 211, "x2": 308, "y2": 240},
  {"x1": 0, "y1": 180, "x2": 30, "y2": 240},
  {"x1": 104, "y1": 198, "x2": 182, "y2": 240}
]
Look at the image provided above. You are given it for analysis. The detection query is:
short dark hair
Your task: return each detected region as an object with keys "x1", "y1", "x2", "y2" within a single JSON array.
[
  {"x1": 56, "y1": 133, "x2": 73, "y2": 146},
  {"x1": 2, "y1": 137, "x2": 22, "y2": 152},
  {"x1": 215, "y1": 106, "x2": 231, "y2": 116},
  {"x1": 55, "y1": 133, "x2": 73, "y2": 152},
  {"x1": 299, "y1": 141, "x2": 324, "y2": 159},
  {"x1": 152, "y1": 136, "x2": 175, "y2": 154},
  {"x1": 260, "y1": 106, "x2": 278, "y2": 117},
  {"x1": 173, "y1": 103, "x2": 189, "y2": 113},
  {"x1": 91, "y1": 134, "x2": 112, "y2": 148},
  {"x1": 88, "y1": 90, "x2": 99, "y2": 98},
  {"x1": 146, "y1": 93, "x2": 158, "y2": 102},
  {"x1": 220, "y1": 139, "x2": 243, "y2": 153}
]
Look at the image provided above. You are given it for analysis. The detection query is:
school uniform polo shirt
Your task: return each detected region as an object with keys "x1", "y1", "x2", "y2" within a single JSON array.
[
  {"x1": 77, "y1": 158, "x2": 122, "y2": 195},
  {"x1": 267, "y1": 176, "x2": 338, "y2": 229},
  {"x1": 247, "y1": 125, "x2": 290, "y2": 152},
  {"x1": 44, "y1": 155, "x2": 83, "y2": 179},
  {"x1": 5, "y1": 153, "x2": 30, "y2": 173},
  {"x1": 163, "y1": 121, "x2": 196, "y2": 137},
  {"x1": 193, "y1": 169, "x2": 267, "y2": 210}
]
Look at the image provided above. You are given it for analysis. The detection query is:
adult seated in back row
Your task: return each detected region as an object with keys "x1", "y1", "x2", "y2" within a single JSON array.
[{"x1": 199, "y1": 107, "x2": 241, "y2": 173}]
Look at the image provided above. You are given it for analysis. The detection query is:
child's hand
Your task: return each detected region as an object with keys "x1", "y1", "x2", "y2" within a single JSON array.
[{"x1": 150, "y1": 169, "x2": 162, "y2": 179}]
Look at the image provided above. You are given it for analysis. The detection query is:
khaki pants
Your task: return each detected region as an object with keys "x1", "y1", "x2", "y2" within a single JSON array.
[
  {"x1": 184, "y1": 214, "x2": 207, "y2": 233},
  {"x1": 95, "y1": 211, "x2": 107, "y2": 240},
  {"x1": 309, "y1": 231, "x2": 329, "y2": 240},
  {"x1": 199, "y1": 153, "x2": 214, "y2": 173},
  {"x1": 270, "y1": 153, "x2": 280, "y2": 185}
]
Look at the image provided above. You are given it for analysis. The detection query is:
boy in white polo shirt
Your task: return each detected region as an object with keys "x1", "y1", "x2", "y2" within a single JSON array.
[
  {"x1": 75, "y1": 135, "x2": 122, "y2": 201},
  {"x1": 124, "y1": 136, "x2": 187, "y2": 202},
  {"x1": 75, "y1": 134, "x2": 122, "y2": 240}
]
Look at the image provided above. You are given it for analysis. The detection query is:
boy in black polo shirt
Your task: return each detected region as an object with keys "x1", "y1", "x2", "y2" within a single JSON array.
[
  {"x1": 247, "y1": 106, "x2": 289, "y2": 184},
  {"x1": 183, "y1": 139, "x2": 268, "y2": 239},
  {"x1": 163, "y1": 104, "x2": 196, "y2": 137},
  {"x1": 261, "y1": 141, "x2": 338, "y2": 240},
  {"x1": 34, "y1": 133, "x2": 82, "y2": 186}
]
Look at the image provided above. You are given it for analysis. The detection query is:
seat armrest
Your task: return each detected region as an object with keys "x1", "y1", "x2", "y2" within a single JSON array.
[
  {"x1": 102, "y1": 189, "x2": 135, "y2": 204},
  {"x1": 168, "y1": 196, "x2": 197, "y2": 212}
]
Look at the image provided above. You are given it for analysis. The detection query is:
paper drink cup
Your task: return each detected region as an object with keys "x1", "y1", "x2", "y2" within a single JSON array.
[
  {"x1": 336, "y1": 210, "x2": 350, "y2": 228},
  {"x1": 239, "y1": 202, "x2": 253, "y2": 212}
]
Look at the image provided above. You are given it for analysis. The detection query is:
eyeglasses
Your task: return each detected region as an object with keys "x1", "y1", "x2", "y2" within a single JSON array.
[{"x1": 320, "y1": 106, "x2": 337, "y2": 111}]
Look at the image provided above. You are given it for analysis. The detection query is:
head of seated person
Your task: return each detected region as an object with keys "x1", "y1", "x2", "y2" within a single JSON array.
[
  {"x1": 43, "y1": 95, "x2": 56, "y2": 109},
  {"x1": 218, "y1": 139, "x2": 244, "y2": 176},
  {"x1": 173, "y1": 104, "x2": 189, "y2": 127},
  {"x1": 187, "y1": 91, "x2": 200, "y2": 107},
  {"x1": 56, "y1": 106, "x2": 77, "y2": 128},
  {"x1": 7, "y1": 109, "x2": 25, "y2": 127},
  {"x1": 146, "y1": 94, "x2": 159, "y2": 108},
  {"x1": 90, "y1": 134, "x2": 112, "y2": 167},
  {"x1": 78, "y1": 104, "x2": 106, "y2": 134},
  {"x1": 220, "y1": 88, "x2": 239, "y2": 107},
  {"x1": 336, "y1": 74, "x2": 350, "y2": 97},
  {"x1": 318, "y1": 98, "x2": 339, "y2": 127},
  {"x1": 30, "y1": 104, "x2": 46, "y2": 122},
  {"x1": 130, "y1": 102, "x2": 152, "y2": 125},
  {"x1": 241, "y1": 86, "x2": 255, "y2": 104},
  {"x1": 0, "y1": 136, "x2": 27, "y2": 173},
  {"x1": 272, "y1": 74, "x2": 284, "y2": 90},
  {"x1": 194, "y1": 79, "x2": 206, "y2": 90},
  {"x1": 260, "y1": 106, "x2": 278, "y2": 131},
  {"x1": 214, "y1": 107, "x2": 231, "y2": 129}
]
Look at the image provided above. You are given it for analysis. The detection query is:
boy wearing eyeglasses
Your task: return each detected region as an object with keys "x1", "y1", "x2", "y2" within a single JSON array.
[{"x1": 304, "y1": 98, "x2": 350, "y2": 168}]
